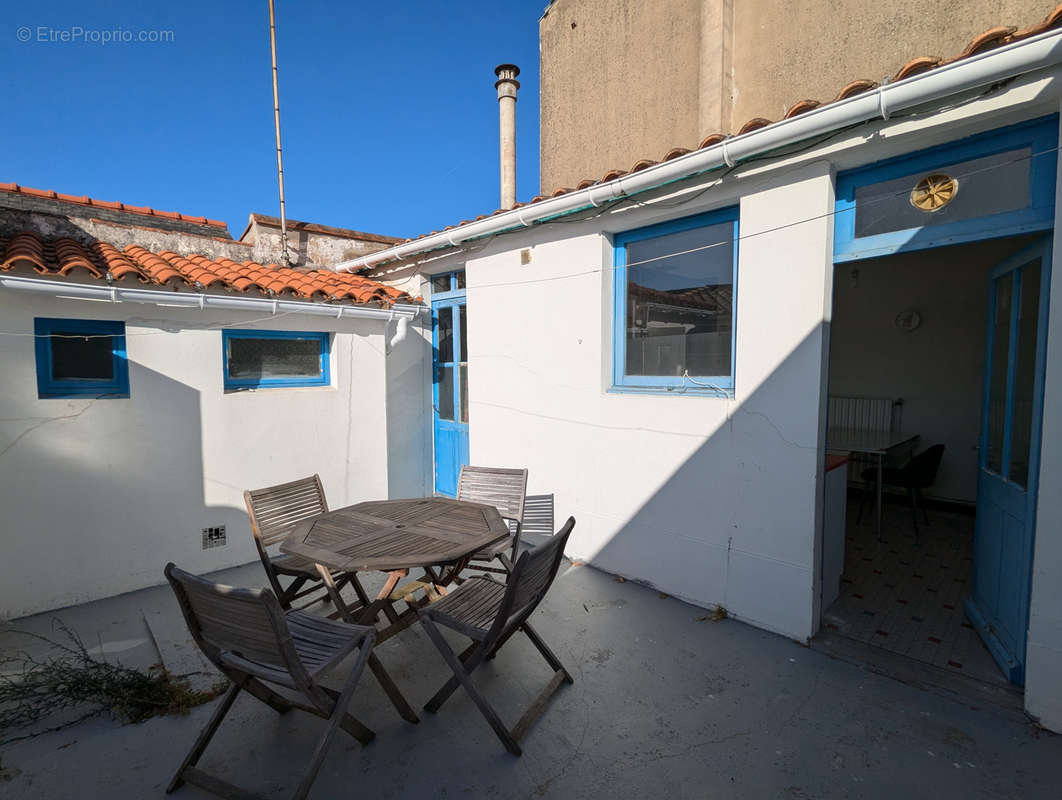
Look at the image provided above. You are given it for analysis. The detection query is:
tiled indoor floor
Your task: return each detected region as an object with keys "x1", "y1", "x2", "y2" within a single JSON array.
[{"x1": 822, "y1": 496, "x2": 1010, "y2": 687}]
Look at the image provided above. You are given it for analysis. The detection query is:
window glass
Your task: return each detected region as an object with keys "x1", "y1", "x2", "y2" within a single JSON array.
[
  {"x1": 437, "y1": 365, "x2": 455, "y2": 421},
  {"x1": 51, "y1": 332, "x2": 114, "y2": 380},
  {"x1": 854, "y1": 148, "x2": 1030, "y2": 238},
  {"x1": 460, "y1": 364, "x2": 468, "y2": 423},
  {"x1": 1009, "y1": 260, "x2": 1041, "y2": 488},
  {"x1": 985, "y1": 274, "x2": 1013, "y2": 475},
  {"x1": 227, "y1": 337, "x2": 322, "y2": 380},
  {"x1": 624, "y1": 220, "x2": 734, "y2": 379},
  {"x1": 458, "y1": 304, "x2": 467, "y2": 361},
  {"x1": 431, "y1": 274, "x2": 452, "y2": 294},
  {"x1": 437, "y1": 306, "x2": 454, "y2": 363},
  {"x1": 454, "y1": 270, "x2": 466, "y2": 289}
]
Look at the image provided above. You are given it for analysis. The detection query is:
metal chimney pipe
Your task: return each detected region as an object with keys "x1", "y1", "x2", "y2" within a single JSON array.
[{"x1": 494, "y1": 63, "x2": 520, "y2": 210}]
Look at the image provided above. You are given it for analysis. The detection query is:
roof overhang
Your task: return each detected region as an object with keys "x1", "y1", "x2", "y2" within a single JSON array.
[
  {"x1": 0, "y1": 274, "x2": 421, "y2": 321},
  {"x1": 335, "y1": 27, "x2": 1062, "y2": 274}
]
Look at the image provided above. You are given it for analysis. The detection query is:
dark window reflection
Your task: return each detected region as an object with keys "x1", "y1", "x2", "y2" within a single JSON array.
[
  {"x1": 624, "y1": 220, "x2": 734, "y2": 378},
  {"x1": 51, "y1": 333, "x2": 114, "y2": 380}
]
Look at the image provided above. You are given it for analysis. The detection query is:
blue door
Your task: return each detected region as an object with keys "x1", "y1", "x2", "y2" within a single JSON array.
[
  {"x1": 965, "y1": 237, "x2": 1052, "y2": 685},
  {"x1": 431, "y1": 271, "x2": 468, "y2": 496}
]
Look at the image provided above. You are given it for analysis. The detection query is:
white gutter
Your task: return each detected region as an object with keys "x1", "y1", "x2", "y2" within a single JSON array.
[
  {"x1": 336, "y1": 27, "x2": 1062, "y2": 273},
  {"x1": 0, "y1": 275, "x2": 421, "y2": 320}
]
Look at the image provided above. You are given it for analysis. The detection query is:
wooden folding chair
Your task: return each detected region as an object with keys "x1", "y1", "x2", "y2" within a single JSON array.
[
  {"x1": 244, "y1": 475, "x2": 369, "y2": 612},
  {"x1": 164, "y1": 563, "x2": 418, "y2": 800},
  {"x1": 418, "y1": 516, "x2": 576, "y2": 755},
  {"x1": 456, "y1": 465, "x2": 528, "y2": 574}
]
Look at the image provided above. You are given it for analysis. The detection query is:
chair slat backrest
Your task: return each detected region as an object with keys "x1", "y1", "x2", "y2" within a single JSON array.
[
  {"x1": 245, "y1": 474, "x2": 328, "y2": 547},
  {"x1": 457, "y1": 466, "x2": 528, "y2": 525},
  {"x1": 495, "y1": 517, "x2": 575, "y2": 631},
  {"x1": 521, "y1": 494, "x2": 555, "y2": 537},
  {"x1": 165, "y1": 563, "x2": 303, "y2": 682}
]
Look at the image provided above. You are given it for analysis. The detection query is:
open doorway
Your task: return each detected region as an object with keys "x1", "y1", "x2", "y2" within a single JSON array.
[{"x1": 820, "y1": 232, "x2": 1047, "y2": 689}]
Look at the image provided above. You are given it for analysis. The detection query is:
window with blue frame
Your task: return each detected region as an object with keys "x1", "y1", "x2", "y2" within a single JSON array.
[
  {"x1": 222, "y1": 329, "x2": 330, "y2": 390},
  {"x1": 834, "y1": 115, "x2": 1057, "y2": 262},
  {"x1": 34, "y1": 318, "x2": 129, "y2": 399},
  {"x1": 613, "y1": 206, "x2": 739, "y2": 394}
]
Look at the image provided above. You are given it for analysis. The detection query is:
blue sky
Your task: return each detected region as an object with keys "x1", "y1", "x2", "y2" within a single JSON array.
[{"x1": 1, "y1": 0, "x2": 545, "y2": 240}]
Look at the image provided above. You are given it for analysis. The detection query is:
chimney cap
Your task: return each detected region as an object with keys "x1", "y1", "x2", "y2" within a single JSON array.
[{"x1": 494, "y1": 63, "x2": 520, "y2": 78}]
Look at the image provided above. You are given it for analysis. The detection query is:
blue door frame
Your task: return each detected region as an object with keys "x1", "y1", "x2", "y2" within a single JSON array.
[
  {"x1": 431, "y1": 271, "x2": 468, "y2": 496},
  {"x1": 830, "y1": 119, "x2": 1057, "y2": 684},
  {"x1": 964, "y1": 236, "x2": 1052, "y2": 685}
]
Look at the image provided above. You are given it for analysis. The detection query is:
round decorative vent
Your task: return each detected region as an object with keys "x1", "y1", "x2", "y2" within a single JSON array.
[{"x1": 910, "y1": 173, "x2": 958, "y2": 212}]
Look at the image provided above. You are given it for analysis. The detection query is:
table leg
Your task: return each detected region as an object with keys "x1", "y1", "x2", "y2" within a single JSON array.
[{"x1": 875, "y1": 453, "x2": 884, "y2": 541}]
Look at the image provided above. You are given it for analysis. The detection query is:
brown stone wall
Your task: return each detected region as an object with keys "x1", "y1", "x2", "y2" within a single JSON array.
[
  {"x1": 731, "y1": 0, "x2": 1049, "y2": 125},
  {"x1": 539, "y1": 0, "x2": 1054, "y2": 193},
  {"x1": 539, "y1": 0, "x2": 707, "y2": 193}
]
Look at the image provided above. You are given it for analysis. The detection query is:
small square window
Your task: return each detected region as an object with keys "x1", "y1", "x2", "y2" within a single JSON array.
[
  {"x1": 222, "y1": 330, "x2": 330, "y2": 390},
  {"x1": 613, "y1": 207, "x2": 738, "y2": 394},
  {"x1": 431, "y1": 274, "x2": 452, "y2": 294},
  {"x1": 34, "y1": 318, "x2": 129, "y2": 399}
]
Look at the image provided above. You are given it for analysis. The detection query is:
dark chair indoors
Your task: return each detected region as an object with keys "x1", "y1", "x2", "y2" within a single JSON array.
[
  {"x1": 163, "y1": 563, "x2": 417, "y2": 800},
  {"x1": 857, "y1": 444, "x2": 945, "y2": 537},
  {"x1": 417, "y1": 517, "x2": 576, "y2": 755}
]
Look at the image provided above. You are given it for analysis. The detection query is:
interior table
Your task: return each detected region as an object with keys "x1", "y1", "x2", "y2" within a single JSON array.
[
  {"x1": 826, "y1": 428, "x2": 919, "y2": 539},
  {"x1": 280, "y1": 496, "x2": 510, "y2": 644}
]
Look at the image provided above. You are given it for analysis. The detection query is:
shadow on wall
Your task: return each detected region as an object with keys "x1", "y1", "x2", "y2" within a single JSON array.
[
  {"x1": 561, "y1": 324, "x2": 830, "y2": 642},
  {"x1": 0, "y1": 359, "x2": 249, "y2": 619}
]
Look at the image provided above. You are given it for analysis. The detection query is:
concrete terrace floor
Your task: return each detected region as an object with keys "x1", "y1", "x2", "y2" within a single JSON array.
[{"x1": 1, "y1": 559, "x2": 1059, "y2": 799}]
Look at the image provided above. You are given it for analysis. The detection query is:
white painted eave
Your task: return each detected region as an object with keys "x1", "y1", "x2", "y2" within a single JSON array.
[
  {"x1": 0, "y1": 274, "x2": 422, "y2": 320},
  {"x1": 335, "y1": 27, "x2": 1062, "y2": 273}
]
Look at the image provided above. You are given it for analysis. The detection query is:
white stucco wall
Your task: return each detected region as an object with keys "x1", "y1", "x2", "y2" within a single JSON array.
[
  {"x1": 456, "y1": 161, "x2": 835, "y2": 641},
  {"x1": 1023, "y1": 109, "x2": 1062, "y2": 733},
  {"x1": 411, "y1": 75, "x2": 1062, "y2": 727},
  {"x1": 0, "y1": 292, "x2": 429, "y2": 618}
]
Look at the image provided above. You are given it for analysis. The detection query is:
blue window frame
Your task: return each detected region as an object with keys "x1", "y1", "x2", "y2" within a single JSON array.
[
  {"x1": 222, "y1": 329, "x2": 330, "y2": 390},
  {"x1": 834, "y1": 115, "x2": 1057, "y2": 262},
  {"x1": 613, "y1": 206, "x2": 739, "y2": 394},
  {"x1": 34, "y1": 318, "x2": 129, "y2": 399},
  {"x1": 430, "y1": 269, "x2": 466, "y2": 298}
]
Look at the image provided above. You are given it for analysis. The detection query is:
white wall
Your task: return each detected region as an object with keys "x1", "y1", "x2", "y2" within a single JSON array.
[
  {"x1": 829, "y1": 237, "x2": 1036, "y2": 503},
  {"x1": 0, "y1": 292, "x2": 428, "y2": 618},
  {"x1": 1024, "y1": 109, "x2": 1062, "y2": 733},
  {"x1": 460, "y1": 161, "x2": 834, "y2": 641}
]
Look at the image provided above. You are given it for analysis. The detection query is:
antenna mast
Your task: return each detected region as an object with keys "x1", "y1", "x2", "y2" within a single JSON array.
[{"x1": 267, "y1": 0, "x2": 291, "y2": 265}]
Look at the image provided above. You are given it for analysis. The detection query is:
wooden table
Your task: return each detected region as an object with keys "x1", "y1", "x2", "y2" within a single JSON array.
[
  {"x1": 827, "y1": 428, "x2": 919, "y2": 538},
  {"x1": 280, "y1": 497, "x2": 510, "y2": 643}
]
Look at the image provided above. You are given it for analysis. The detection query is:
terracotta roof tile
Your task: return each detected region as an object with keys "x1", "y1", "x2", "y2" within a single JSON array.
[
  {"x1": 0, "y1": 231, "x2": 416, "y2": 307},
  {"x1": 397, "y1": 4, "x2": 1062, "y2": 250},
  {"x1": 0, "y1": 183, "x2": 229, "y2": 230}
]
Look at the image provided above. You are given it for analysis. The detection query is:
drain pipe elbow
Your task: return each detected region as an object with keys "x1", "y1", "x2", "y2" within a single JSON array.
[{"x1": 388, "y1": 314, "x2": 410, "y2": 350}]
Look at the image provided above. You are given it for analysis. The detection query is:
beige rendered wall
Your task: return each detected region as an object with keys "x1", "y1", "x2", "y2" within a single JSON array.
[
  {"x1": 540, "y1": 0, "x2": 1052, "y2": 193},
  {"x1": 732, "y1": 0, "x2": 1050, "y2": 125},
  {"x1": 539, "y1": 0, "x2": 713, "y2": 192}
]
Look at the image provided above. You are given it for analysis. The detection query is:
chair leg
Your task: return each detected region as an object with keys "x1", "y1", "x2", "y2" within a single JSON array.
[
  {"x1": 919, "y1": 489, "x2": 930, "y2": 526},
  {"x1": 292, "y1": 642, "x2": 374, "y2": 800},
  {"x1": 521, "y1": 622, "x2": 573, "y2": 684},
  {"x1": 856, "y1": 479, "x2": 872, "y2": 525},
  {"x1": 166, "y1": 683, "x2": 241, "y2": 793},
  {"x1": 420, "y1": 618, "x2": 521, "y2": 755},
  {"x1": 908, "y1": 487, "x2": 920, "y2": 537},
  {"x1": 366, "y1": 652, "x2": 419, "y2": 723},
  {"x1": 424, "y1": 639, "x2": 488, "y2": 713}
]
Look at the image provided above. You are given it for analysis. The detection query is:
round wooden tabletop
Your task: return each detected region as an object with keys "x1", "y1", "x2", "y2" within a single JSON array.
[{"x1": 280, "y1": 496, "x2": 510, "y2": 572}]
